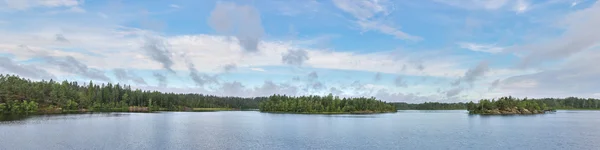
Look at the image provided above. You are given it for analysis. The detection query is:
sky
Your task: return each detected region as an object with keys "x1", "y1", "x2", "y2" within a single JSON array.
[{"x1": 0, "y1": 0, "x2": 599, "y2": 103}]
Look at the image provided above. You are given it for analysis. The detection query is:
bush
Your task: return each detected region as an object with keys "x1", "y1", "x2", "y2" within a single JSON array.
[
  {"x1": 65, "y1": 100, "x2": 79, "y2": 110},
  {"x1": 0, "y1": 103, "x2": 6, "y2": 112}
]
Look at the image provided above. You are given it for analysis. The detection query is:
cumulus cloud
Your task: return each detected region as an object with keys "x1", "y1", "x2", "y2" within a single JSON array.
[
  {"x1": 453, "y1": 61, "x2": 489, "y2": 86},
  {"x1": 488, "y1": 79, "x2": 500, "y2": 91},
  {"x1": 498, "y1": 50, "x2": 600, "y2": 98},
  {"x1": 446, "y1": 87, "x2": 463, "y2": 97},
  {"x1": 416, "y1": 64, "x2": 425, "y2": 71},
  {"x1": 394, "y1": 76, "x2": 407, "y2": 87},
  {"x1": 152, "y1": 72, "x2": 167, "y2": 87},
  {"x1": 307, "y1": 71, "x2": 318, "y2": 80},
  {"x1": 219, "y1": 81, "x2": 246, "y2": 96},
  {"x1": 371, "y1": 90, "x2": 418, "y2": 102},
  {"x1": 44, "y1": 56, "x2": 110, "y2": 81},
  {"x1": 208, "y1": 79, "x2": 442, "y2": 103},
  {"x1": 299, "y1": 71, "x2": 325, "y2": 92},
  {"x1": 292, "y1": 76, "x2": 301, "y2": 81},
  {"x1": 55, "y1": 34, "x2": 69, "y2": 43},
  {"x1": 329, "y1": 87, "x2": 344, "y2": 95},
  {"x1": 0, "y1": 56, "x2": 55, "y2": 79},
  {"x1": 463, "y1": 61, "x2": 490, "y2": 84},
  {"x1": 282, "y1": 49, "x2": 309, "y2": 66},
  {"x1": 509, "y1": 1, "x2": 600, "y2": 68},
  {"x1": 2, "y1": 30, "x2": 465, "y2": 78},
  {"x1": 373, "y1": 72, "x2": 382, "y2": 81},
  {"x1": 208, "y1": 1, "x2": 264, "y2": 52},
  {"x1": 113, "y1": 68, "x2": 147, "y2": 85},
  {"x1": 187, "y1": 62, "x2": 219, "y2": 87},
  {"x1": 311, "y1": 82, "x2": 325, "y2": 90},
  {"x1": 142, "y1": 36, "x2": 174, "y2": 73},
  {"x1": 252, "y1": 81, "x2": 299, "y2": 96},
  {"x1": 222, "y1": 63, "x2": 237, "y2": 73}
]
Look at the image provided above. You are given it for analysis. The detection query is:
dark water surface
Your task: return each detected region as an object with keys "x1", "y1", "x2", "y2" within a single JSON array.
[{"x1": 1, "y1": 110, "x2": 599, "y2": 150}]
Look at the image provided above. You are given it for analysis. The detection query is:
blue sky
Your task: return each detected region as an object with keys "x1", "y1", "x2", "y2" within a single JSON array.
[{"x1": 1, "y1": 0, "x2": 599, "y2": 103}]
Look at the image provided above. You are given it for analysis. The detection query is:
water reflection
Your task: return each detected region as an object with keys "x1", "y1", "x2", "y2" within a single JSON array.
[
  {"x1": 322, "y1": 114, "x2": 379, "y2": 118},
  {"x1": 0, "y1": 113, "x2": 130, "y2": 124},
  {"x1": 0, "y1": 114, "x2": 31, "y2": 122},
  {"x1": 1, "y1": 110, "x2": 600, "y2": 150}
]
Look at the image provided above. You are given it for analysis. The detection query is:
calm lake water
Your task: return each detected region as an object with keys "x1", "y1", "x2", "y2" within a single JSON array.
[{"x1": 1, "y1": 110, "x2": 599, "y2": 150}]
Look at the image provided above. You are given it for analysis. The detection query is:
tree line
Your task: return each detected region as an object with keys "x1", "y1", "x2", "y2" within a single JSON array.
[
  {"x1": 466, "y1": 96, "x2": 554, "y2": 114},
  {"x1": 258, "y1": 94, "x2": 397, "y2": 114},
  {"x1": 393, "y1": 97, "x2": 600, "y2": 111},
  {"x1": 0, "y1": 74, "x2": 264, "y2": 113},
  {"x1": 3, "y1": 74, "x2": 599, "y2": 114}
]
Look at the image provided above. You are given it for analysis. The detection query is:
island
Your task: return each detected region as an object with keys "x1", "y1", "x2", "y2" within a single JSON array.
[
  {"x1": 466, "y1": 96, "x2": 556, "y2": 115},
  {"x1": 258, "y1": 94, "x2": 397, "y2": 114}
]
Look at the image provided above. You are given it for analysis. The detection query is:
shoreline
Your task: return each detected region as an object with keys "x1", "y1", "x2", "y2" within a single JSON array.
[{"x1": 4, "y1": 109, "x2": 598, "y2": 116}]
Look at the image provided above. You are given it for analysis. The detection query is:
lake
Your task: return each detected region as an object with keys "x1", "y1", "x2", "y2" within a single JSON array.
[{"x1": 1, "y1": 110, "x2": 599, "y2": 150}]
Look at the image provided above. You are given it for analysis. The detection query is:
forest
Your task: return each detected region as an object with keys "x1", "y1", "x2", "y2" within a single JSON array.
[
  {"x1": 0, "y1": 74, "x2": 264, "y2": 114},
  {"x1": 466, "y1": 96, "x2": 555, "y2": 114},
  {"x1": 258, "y1": 94, "x2": 397, "y2": 114}
]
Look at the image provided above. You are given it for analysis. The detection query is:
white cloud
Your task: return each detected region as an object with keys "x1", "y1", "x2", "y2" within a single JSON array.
[
  {"x1": 357, "y1": 20, "x2": 422, "y2": 41},
  {"x1": 97, "y1": 12, "x2": 108, "y2": 19},
  {"x1": 434, "y1": 0, "x2": 509, "y2": 10},
  {"x1": 332, "y1": 0, "x2": 421, "y2": 41},
  {"x1": 458, "y1": 42, "x2": 504, "y2": 53},
  {"x1": 169, "y1": 4, "x2": 180, "y2": 9},
  {"x1": 514, "y1": 0, "x2": 529, "y2": 13},
  {"x1": 208, "y1": 1, "x2": 264, "y2": 52},
  {"x1": 484, "y1": 47, "x2": 600, "y2": 98},
  {"x1": 1, "y1": 0, "x2": 80, "y2": 10},
  {"x1": 67, "y1": 6, "x2": 85, "y2": 13},
  {"x1": 270, "y1": 0, "x2": 321, "y2": 16},
  {"x1": 249, "y1": 67, "x2": 266, "y2": 72},
  {"x1": 0, "y1": 25, "x2": 466, "y2": 77},
  {"x1": 508, "y1": 1, "x2": 600, "y2": 68},
  {"x1": 46, "y1": 6, "x2": 85, "y2": 14},
  {"x1": 332, "y1": 0, "x2": 389, "y2": 21}
]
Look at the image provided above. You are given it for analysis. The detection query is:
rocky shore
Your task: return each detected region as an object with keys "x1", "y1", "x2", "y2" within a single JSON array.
[{"x1": 471, "y1": 107, "x2": 555, "y2": 115}]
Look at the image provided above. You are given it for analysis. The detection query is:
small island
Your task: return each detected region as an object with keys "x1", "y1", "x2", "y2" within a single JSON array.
[
  {"x1": 259, "y1": 94, "x2": 397, "y2": 114},
  {"x1": 467, "y1": 96, "x2": 556, "y2": 115}
]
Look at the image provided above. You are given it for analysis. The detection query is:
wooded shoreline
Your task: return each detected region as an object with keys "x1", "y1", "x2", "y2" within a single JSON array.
[{"x1": 2, "y1": 74, "x2": 599, "y2": 115}]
